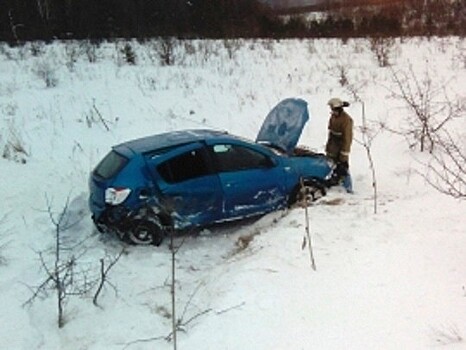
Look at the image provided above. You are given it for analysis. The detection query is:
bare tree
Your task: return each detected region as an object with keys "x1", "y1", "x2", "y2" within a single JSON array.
[
  {"x1": 387, "y1": 63, "x2": 466, "y2": 198},
  {"x1": 24, "y1": 196, "x2": 93, "y2": 328},
  {"x1": 389, "y1": 64, "x2": 464, "y2": 153},
  {"x1": 123, "y1": 225, "x2": 213, "y2": 350}
]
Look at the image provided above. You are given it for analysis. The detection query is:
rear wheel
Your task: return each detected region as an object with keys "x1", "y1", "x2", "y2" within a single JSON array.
[{"x1": 126, "y1": 219, "x2": 165, "y2": 246}]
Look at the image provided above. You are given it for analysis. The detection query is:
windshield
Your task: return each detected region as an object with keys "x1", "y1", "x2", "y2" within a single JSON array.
[{"x1": 93, "y1": 151, "x2": 128, "y2": 179}]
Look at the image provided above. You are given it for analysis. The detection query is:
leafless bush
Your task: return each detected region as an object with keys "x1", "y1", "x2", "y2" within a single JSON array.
[
  {"x1": 125, "y1": 276, "x2": 212, "y2": 350},
  {"x1": 261, "y1": 38, "x2": 275, "y2": 53},
  {"x1": 158, "y1": 38, "x2": 177, "y2": 66},
  {"x1": 431, "y1": 323, "x2": 463, "y2": 345},
  {"x1": 2, "y1": 139, "x2": 28, "y2": 164},
  {"x1": 126, "y1": 224, "x2": 215, "y2": 350},
  {"x1": 33, "y1": 59, "x2": 58, "y2": 88},
  {"x1": 223, "y1": 39, "x2": 241, "y2": 60},
  {"x1": 1, "y1": 123, "x2": 28, "y2": 164},
  {"x1": 325, "y1": 61, "x2": 350, "y2": 88},
  {"x1": 424, "y1": 130, "x2": 466, "y2": 199},
  {"x1": 147, "y1": 38, "x2": 180, "y2": 66},
  {"x1": 183, "y1": 40, "x2": 196, "y2": 57},
  {"x1": 24, "y1": 196, "x2": 93, "y2": 328},
  {"x1": 197, "y1": 40, "x2": 215, "y2": 64},
  {"x1": 122, "y1": 42, "x2": 136, "y2": 65},
  {"x1": 64, "y1": 41, "x2": 80, "y2": 71},
  {"x1": 82, "y1": 100, "x2": 111, "y2": 131},
  {"x1": 80, "y1": 40, "x2": 99, "y2": 63},
  {"x1": 389, "y1": 64, "x2": 464, "y2": 153},
  {"x1": 336, "y1": 64, "x2": 349, "y2": 87},
  {"x1": 369, "y1": 36, "x2": 396, "y2": 67},
  {"x1": 114, "y1": 41, "x2": 137, "y2": 66},
  {"x1": 169, "y1": 282, "x2": 212, "y2": 341},
  {"x1": 29, "y1": 41, "x2": 45, "y2": 57}
]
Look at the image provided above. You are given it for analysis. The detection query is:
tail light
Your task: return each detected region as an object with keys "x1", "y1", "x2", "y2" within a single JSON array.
[{"x1": 105, "y1": 187, "x2": 131, "y2": 205}]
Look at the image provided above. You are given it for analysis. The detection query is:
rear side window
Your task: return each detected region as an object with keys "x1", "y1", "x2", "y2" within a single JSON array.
[
  {"x1": 94, "y1": 151, "x2": 128, "y2": 179},
  {"x1": 157, "y1": 149, "x2": 211, "y2": 183}
]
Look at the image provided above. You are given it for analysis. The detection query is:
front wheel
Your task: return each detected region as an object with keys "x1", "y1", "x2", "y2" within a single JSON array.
[
  {"x1": 288, "y1": 179, "x2": 326, "y2": 206},
  {"x1": 126, "y1": 219, "x2": 165, "y2": 246}
]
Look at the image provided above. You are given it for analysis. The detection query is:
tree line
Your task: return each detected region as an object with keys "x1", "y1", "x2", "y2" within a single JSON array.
[{"x1": 1, "y1": 0, "x2": 465, "y2": 42}]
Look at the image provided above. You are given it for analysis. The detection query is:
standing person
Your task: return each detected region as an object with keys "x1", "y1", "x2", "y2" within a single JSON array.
[{"x1": 325, "y1": 97, "x2": 353, "y2": 193}]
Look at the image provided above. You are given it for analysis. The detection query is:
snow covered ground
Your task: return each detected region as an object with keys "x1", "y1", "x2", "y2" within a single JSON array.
[{"x1": 0, "y1": 37, "x2": 465, "y2": 350}]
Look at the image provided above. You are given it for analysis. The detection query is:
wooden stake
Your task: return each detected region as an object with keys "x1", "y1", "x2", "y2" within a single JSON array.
[{"x1": 300, "y1": 177, "x2": 316, "y2": 271}]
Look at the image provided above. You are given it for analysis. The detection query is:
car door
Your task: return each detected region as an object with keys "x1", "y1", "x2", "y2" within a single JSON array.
[
  {"x1": 207, "y1": 142, "x2": 287, "y2": 219},
  {"x1": 146, "y1": 142, "x2": 223, "y2": 228}
]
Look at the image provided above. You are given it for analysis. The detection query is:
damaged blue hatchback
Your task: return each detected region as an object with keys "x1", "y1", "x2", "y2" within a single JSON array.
[{"x1": 89, "y1": 98, "x2": 335, "y2": 245}]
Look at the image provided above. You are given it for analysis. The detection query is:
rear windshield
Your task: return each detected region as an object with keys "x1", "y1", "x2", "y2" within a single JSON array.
[{"x1": 94, "y1": 151, "x2": 128, "y2": 179}]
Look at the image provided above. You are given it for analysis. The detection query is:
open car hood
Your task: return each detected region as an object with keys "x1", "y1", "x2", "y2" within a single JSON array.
[{"x1": 256, "y1": 98, "x2": 310, "y2": 155}]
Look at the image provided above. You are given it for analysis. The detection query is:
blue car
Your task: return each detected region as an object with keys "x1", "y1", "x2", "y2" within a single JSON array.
[{"x1": 89, "y1": 99, "x2": 335, "y2": 245}]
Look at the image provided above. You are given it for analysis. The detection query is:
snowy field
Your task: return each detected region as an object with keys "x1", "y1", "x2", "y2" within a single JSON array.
[{"x1": 0, "y1": 37, "x2": 465, "y2": 349}]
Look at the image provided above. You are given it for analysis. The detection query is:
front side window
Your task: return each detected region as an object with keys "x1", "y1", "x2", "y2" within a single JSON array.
[
  {"x1": 157, "y1": 148, "x2": 210, "y2": 183},
  {"x1": 211, "y1": 144, "x2": 274, "y2": 173},
  {"x1": 94, "y1": 151, "x2": 128, "y2": 179}
]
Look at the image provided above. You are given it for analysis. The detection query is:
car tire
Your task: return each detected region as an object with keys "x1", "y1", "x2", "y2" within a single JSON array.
[
  {"x1": 126, "y1": 219, "x2": 165, "y2": 246},
  {"x1": 289, "y1": 179, "x2": 326, "y2": 206}
]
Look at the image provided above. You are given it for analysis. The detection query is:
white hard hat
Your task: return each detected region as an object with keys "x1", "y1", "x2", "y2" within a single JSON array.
[{"x1": 328, "y1": 97, "x2": 344, "y2": 109}]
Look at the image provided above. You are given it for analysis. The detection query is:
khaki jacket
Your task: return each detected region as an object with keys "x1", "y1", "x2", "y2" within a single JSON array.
[{"x1": 325, "y1": 110, "x2": 353, "y2": 162}]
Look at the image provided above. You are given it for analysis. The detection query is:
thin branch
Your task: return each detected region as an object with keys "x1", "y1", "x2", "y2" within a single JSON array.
[
  {"x1": 92, "y1": 102, "x2": 110, "y2": 131},
  {"x1": 93, "y1": 249, "x2": 125, "y2": 307}
]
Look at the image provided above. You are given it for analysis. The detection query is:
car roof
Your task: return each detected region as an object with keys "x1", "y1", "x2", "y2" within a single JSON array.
[{"x1": 113, "y1": 129, "x2": 235, "y2": 156}]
